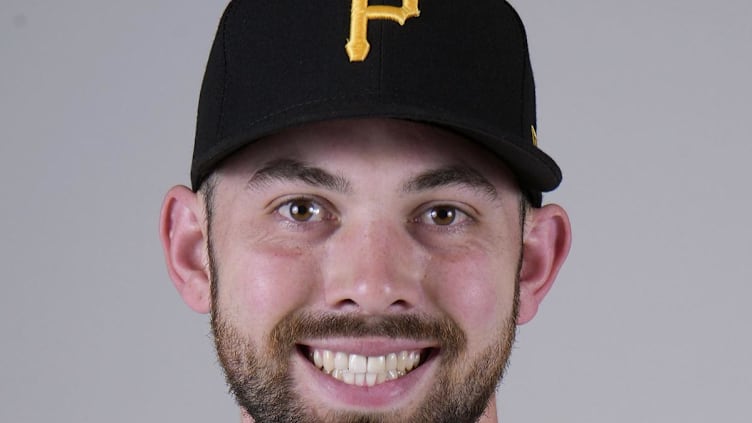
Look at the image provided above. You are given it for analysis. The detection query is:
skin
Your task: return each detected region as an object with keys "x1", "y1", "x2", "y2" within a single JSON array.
[{"x1": 160, "y1": 118, "x2": 571, "y2": 422}]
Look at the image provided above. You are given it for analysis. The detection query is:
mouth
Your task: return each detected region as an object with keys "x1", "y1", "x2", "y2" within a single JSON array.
[{"x1": 298, "y1": 345, "x2": 436, "y2": 387}]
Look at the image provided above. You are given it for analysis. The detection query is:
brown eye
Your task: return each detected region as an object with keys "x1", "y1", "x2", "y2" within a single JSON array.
[
  {"x1": 429, "y1": 206, "x2": 457, "y2": 226},
  {"x1": 416, "y1": 205, "x2": 471, "y2": 227},
  {"x1": 430, "y1": 207, "x2": 456, "y2": 226},
  {"x1": 279, "y1": 199, "x2": 321, "y2": 222}
]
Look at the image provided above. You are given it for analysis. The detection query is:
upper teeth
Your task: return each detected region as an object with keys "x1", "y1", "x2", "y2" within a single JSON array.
[{"x1": 310, "y1": 349, "x2": 422, "y2": 387}]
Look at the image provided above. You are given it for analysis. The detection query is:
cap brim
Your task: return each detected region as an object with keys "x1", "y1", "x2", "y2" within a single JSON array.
[{"x1": 192, "y1": 97, "x2": 562, "y2": 197}]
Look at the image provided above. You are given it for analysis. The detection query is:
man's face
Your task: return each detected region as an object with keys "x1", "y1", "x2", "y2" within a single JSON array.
[{"x1": 205, "y1": 118, "x2": 525, "y2": 422}]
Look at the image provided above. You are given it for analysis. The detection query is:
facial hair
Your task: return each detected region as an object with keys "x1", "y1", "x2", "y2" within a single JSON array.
[{"x1": 208, "y1": 237, "x2": 520, "y2": 423}]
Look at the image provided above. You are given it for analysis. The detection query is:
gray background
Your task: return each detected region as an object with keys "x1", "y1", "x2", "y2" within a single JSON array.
[{"x1": 1, "y1": 1, "x2": 750, "y2": 422}]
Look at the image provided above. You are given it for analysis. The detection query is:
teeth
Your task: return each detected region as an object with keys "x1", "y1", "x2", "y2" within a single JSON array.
[
  {"x1": 349, "y1": 354, "x2": 367, "y2": 373},
  {"x1": 386, "y1": 353, "x2": 397, "y2": 371},
  {"x1": 308, "y1": 348, "x2": 425, "y2": 387},
  {"x1": 398, "y1": 351, "x2": 410, "y2": 372},
  {"x1": 367, "y1": 355, "x2": 385, "y2": 373},
  {"x1": 334, "y1": 352, "x2": 348, "y2": 370},
  {"x1": 410, "y1": 351, "x2": 420, "y2": 369},
  {"x1": 312, "y1": 350, "x2": 323, "y2": 368},
  {"x1": 323, "y1": 350, "x2": 335, "y2": 373},
  {"x1": 376, "y1": 372, "x2": 386, "y2": 384},
  {"x1": 343, "y1": 371, "x2": 355, "y2": 385}
]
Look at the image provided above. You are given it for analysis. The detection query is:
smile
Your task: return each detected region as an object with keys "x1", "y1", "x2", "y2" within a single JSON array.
[{"x1": 303, "y1": 347, "x2": 431, "y2": 387}]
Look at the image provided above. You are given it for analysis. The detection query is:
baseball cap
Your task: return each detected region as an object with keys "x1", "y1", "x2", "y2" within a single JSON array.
[{"x1": 191, "y1": 0, "x2": 562, "y2": 206}]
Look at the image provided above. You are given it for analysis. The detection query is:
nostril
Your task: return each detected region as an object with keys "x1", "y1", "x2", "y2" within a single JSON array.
[
  {"x1": 389, "y1": 299, "x2": 410, "y2": 309},
  {"x1": 331, "y1": 298, "x2": 412, "y2": 313},
  {"x1": 333, "y1": 298, "x2": 359, "y2": 310}
]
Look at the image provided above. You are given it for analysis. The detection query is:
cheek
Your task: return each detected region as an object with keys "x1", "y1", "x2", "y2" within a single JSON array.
[
  {"x1": 426, "y1": 248, "x2": 518, "y2": 338},
  {"x1": 216, "y1": 234, "x2": 321, "y2": 336}
]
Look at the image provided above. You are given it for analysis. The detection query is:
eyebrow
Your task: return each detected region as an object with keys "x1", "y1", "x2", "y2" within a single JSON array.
[
  {"x1": 247, "y1": 158, "x2": 351, "y2": 193},
  {"x1": 402, "y1": 165, "x2": 498, "y2": 199},
  {"x1": 247, "y1": 159, "x2": 497, "y2": 199}
]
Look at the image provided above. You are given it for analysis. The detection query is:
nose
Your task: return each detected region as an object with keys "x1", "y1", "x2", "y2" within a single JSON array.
[{"x1": 321, "y1": 219, "x2": 427, "y2": 314}]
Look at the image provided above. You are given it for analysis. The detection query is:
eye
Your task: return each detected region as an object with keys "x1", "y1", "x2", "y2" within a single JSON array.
[
  {"x1": 277, "y1": 198, "x2": 324, "y2": 222},
  {"x1": 418, "y1": 205, "x2": 469, "y2": 226}
]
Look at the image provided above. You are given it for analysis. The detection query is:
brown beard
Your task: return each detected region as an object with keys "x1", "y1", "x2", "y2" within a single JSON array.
[{"x1": 207, "y1": 229, "x2": 520, "y2": 423}]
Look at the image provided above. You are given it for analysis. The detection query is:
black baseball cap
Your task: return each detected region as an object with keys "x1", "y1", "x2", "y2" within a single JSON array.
[{"x1": 192, "y1": 0, "x2": 562, "y2": 206}]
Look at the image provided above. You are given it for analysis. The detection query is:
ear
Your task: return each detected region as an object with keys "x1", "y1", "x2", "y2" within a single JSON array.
[
  {"x1": 159, "y1": 185, "x2": 211, "y2": 314},
  {"x1": 517, "y1": 203, "x2": 572, "y2": 324}
]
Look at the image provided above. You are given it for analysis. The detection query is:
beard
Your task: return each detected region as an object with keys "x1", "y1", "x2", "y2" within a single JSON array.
[{"x1": 208, "y1": 239, "x2": 520, "y2": 423}]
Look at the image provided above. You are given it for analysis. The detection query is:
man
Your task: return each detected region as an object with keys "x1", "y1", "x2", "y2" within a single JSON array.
[{"x1": 159, "y1": 1, "x2": 571, "y2": 422}]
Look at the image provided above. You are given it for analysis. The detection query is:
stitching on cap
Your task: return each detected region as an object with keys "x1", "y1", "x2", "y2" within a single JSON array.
[
  {"x1": 211, "y1": 90, "x2": 559, "y2": 179},
  {"x1": 378, "y1": 21, "x2": 384, "y2": 94},
  {"x1": 504, "y1": 4, "x2": 559, "y2": 178},
  {"x1": 217, "y1": 1, "x2": 237, "y2": 142},
  {"x1": 510, "y1": 4, "x2": 530, "y2": 143}
]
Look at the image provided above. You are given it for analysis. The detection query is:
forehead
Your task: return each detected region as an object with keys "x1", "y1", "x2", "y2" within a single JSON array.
[{"x1": 216, "y1": 118, "x2": 518, "y2": 190}]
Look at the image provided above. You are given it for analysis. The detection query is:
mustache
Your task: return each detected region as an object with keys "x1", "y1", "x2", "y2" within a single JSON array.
[{"x1": 267, "y1": 311, "x2": 467, "y2": 359}]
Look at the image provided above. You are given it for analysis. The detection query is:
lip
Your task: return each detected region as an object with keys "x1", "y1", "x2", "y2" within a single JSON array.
[{"x1": 292, "y1": 339, "x2": 440, "y2": 409}]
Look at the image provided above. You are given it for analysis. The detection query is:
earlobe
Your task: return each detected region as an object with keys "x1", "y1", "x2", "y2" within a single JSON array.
[
  {"x1": 159, "y1": 185, "x2": 211, "y2": 314},
  {"x1": 517, "y1": 204, "x2": 572, "y2": 324}
]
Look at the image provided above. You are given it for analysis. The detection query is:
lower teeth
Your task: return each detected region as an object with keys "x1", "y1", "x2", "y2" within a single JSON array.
[{"x1": 326, "y1": 368, "x2": 409, "y2": 386}]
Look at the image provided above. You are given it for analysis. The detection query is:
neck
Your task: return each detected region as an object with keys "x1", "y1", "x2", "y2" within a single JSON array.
[{"x1": 239, "y1": 394, "x2": 499, "y2": 422}]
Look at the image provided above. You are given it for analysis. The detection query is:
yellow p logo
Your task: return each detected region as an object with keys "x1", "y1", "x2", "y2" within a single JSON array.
[{"x1": 346, "y1": 0, "x2": 421, "y2": 62}]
